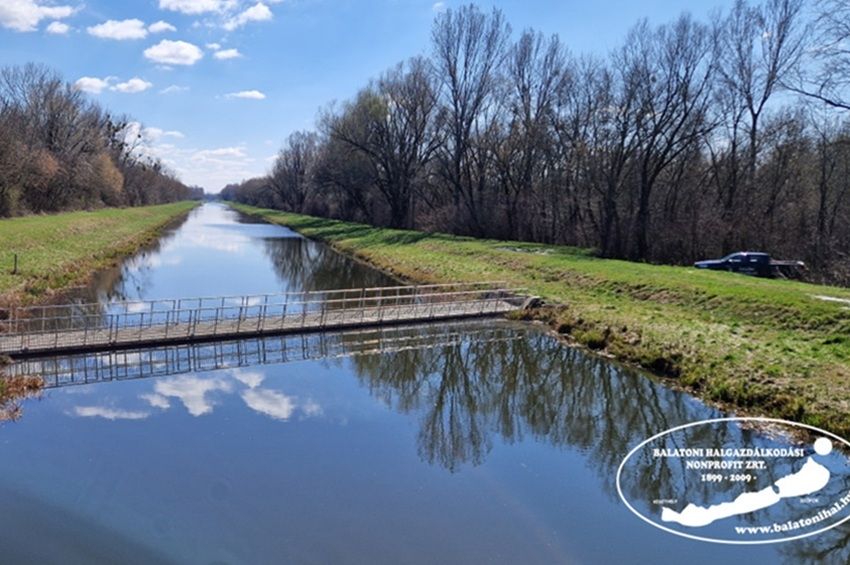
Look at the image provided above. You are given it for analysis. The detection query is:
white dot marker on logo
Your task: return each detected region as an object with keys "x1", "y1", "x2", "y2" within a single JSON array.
[{"x1": 814, "y1": 437, "x2": 833, "y2": 456}]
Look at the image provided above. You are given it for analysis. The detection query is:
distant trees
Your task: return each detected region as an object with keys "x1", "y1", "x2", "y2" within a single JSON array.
[
  {"x1": 269, "y1": 131, "x2": 319, "y2": 212},
  {"x1": 220, "y1": 1, "x2": 850, "y2": 285},
  {"x1": 0, "y1": 63, "x2": 197, "y2": 217}
]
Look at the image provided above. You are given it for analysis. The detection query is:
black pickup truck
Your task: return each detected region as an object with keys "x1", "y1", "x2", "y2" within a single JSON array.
[{"x1": 693, "y1": 252, "x2": 805, "y2": 278}]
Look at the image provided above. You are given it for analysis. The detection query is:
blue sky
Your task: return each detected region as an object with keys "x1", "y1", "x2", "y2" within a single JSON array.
[{"x1": 0, "y1": 0, "x2": 734, "y2": 191}]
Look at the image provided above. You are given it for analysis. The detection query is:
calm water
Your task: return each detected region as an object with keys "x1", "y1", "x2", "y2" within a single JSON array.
[{"x1": 1, "y1": 203, "x2": 848, "y2": 564}]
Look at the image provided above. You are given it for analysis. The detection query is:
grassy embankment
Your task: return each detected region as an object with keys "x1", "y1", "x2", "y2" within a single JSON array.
[
  {"x1": 0, "y1": 201, "x2": 198, "y2": 305},
  {"x1": 231, "y1": 203, "x2": 850, "y2": 436}
]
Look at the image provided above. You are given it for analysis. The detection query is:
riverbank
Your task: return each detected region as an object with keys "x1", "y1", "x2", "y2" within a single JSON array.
[
  {"x1": 230, "y1": 203, "x2": 850, "y2": 436},
  {"x1": 0, "y1": 202, "x2": 198, "y2": 305}
]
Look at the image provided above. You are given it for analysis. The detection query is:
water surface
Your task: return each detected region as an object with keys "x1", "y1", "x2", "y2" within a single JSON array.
[{"x1": 2, "y1": 203, "x2": 848, "y2": 564}]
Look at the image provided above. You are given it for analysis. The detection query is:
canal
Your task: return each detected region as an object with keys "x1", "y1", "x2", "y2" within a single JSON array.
[{"x1": 0, "y1": 203, "x2": 847, "y2": 564}]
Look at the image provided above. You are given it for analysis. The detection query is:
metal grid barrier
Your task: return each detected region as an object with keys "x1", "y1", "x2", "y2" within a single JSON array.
[
  {"x1": 0, "y1": 282, "x2": 527, "y2": 356},
  {"x1": 6, "y1": 322, "x2": 526, "y2": 389}
]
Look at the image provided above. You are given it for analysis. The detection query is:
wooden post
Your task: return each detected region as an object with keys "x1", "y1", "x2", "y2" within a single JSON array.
[{"x1": 12, "y1": 253, "x2": 18, "y2": 275}]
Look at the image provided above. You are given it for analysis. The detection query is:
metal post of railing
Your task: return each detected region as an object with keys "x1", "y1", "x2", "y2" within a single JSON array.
[
  {"x1": 213, "y1": 305, "x2": 221, "y2": 335},
  {"x1": 236, "y1": 305, "x2": 244, "y2": 333},
  {"x1": 258, "y1": 299, "x2": 267, "y2": 333},
  {"x1": 334, "y1": 293, "x2": 342, "y2": 324}
]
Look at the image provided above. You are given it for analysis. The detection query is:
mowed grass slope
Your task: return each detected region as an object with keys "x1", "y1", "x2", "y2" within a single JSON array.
[
  {"x1": 231, "y1": 203, "x2": 850, "y2": 436},
  {"x1": 0, "y1": 202, "x2": 197, "y2": 304}
]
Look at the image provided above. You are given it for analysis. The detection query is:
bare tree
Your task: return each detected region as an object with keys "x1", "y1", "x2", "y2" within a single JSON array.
[
  {"x1": 713, "y1": 0, "x2": 805, "y2": 248},
  {"x1": 324, "y1": 57, "x2": 441, "y2": 228},
  {"x1": 431, "y1": 4, "x2": 511, "y2": 235},
  {"x1": 623, "y1": 16, "x2": 716, "y2": 259},
  {"x1": 495, "y1": 30, "x2": 568, "y2": 240},
  {"x1": 220, "y1": 1, "x2": 850, "y2": 284},
  {"x1": 788, "y1": 0, "x2": 850, "y2": 111},
  {"x1": 269, "y1": 131, "x2": 319, "y2": 213}
]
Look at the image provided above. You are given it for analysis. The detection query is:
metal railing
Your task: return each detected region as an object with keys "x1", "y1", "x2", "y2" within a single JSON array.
[
  {"x1": 7, "y1": 321, "x2": 526, "y2": 389},
  {"x1": 0, "y1": 282, "x2": 527, "y2": 355}
]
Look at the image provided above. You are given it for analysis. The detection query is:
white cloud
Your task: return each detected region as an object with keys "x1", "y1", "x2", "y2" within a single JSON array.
[
  {"x1": 46, "y1": 21, "x2": 69, "y2": 34},
  {"x1": 160, "y1": 84, "x2": 189, "y2": 94},
  {"x1": 193, "y1": 146, "x2": 247, "y2": 160},
  {"x1": 206, "y1": 42, "x2": 221, "y2": 50},
  {"x1": 232, "y1": 368, "x2": 264, "y2": 388},
  {"x1": 225, "y1": 89, "x2": 265, "y2": 100},
  {"x1": 148, "y1": 20, "x2": 176, "y2": 33},
  {"x1": 162, "y1": 141, "x2": 261, "y2": 190},
  {"x1": 0, "y1": 0, "x2": 75, "y2": 32},
  {"x1": 87, "y1": 18, "x2": 148, "y2": 40},
  {"x1": 73, "y1": 406, "x2": 149, "y2": 420},
  {"x1": 74, "y1": 76, "x2": 156, "y2": 95},
  {"x1": 144, "y1": 127, "x2": 185, "y2": 139},
  {"x1": 144, "y1": 39, "x2": 204, "y2": 65},
  {"x1": 74, "y1": 76, "x2": 111, "y2": 94},
  {"x1": 432, "y1": 1, "x2": 446, "y2": 12},
  {"x1": 140, "y1": 393, "x2": 171, "y2": 409},
  {"x1": 214, "y1": 48, "x2": 241, "y2": 60},
  {"x1": 302, "y1": 399, "x2": 323, "y2": 417},
  {"x1": 223, "y1": 2, "x2": 272, "y2": 31},
  {"x1": 154, "y1": 375, "x2": 232, "y2": 416},
  {"x1": 159, "y1": 0, "x2": 233, "y2": 14},
  {"x1": 109, "y1": 121, "x2": 257, "y2": 192},
  {"x1": 242, "y1": 388, "x2": 295, "y2": 421},
  {"x1": 113, "y1": 77, "x2": 153, "y2": 93}
]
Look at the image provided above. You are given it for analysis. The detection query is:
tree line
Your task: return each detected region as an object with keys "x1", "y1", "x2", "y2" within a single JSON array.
[
  {"x1": 220, "y1": 0, "x2": 850, "y2": 284},
  {"x1": 0, "y1": 63, "x2": 202, "y2": 217}
]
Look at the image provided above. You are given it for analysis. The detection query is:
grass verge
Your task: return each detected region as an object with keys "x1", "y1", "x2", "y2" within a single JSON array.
[
  {"x1": 0, "y1": 202, "x2": 198, "y2": 305},
  {"x1": 230, "y1": 203, "x2": 850, "y2": 437}
]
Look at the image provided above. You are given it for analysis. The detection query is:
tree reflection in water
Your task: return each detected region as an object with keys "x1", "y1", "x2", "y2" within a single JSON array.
[
  {"x1": 347, "y1": 325, "x2": 721, "y2": 482},
  {"x1": 347, "y1": 327, "x2": 850, "y2": 561},
  {"x1": 11, "y1": 319, "x2": 850, "y2": 560},
  {"x1": 262, "y1": 236, "x2": 398, "y2": 292}
]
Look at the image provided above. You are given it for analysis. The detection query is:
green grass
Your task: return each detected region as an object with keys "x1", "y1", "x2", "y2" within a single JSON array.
[
  {"x1": 0, "y1": 202, "x2": 198, "y2": 304},
  {"x1": 231, "y1": 203, "x2": 850, "y2": 436}
]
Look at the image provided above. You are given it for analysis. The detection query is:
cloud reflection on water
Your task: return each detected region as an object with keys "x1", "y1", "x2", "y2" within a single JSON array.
[
  {"x1": 70, "y1": 368, "x2": 318, "y2": 423},
  {"x1": 72, "y1": 406, "x2": 150, "y2": 420}
]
